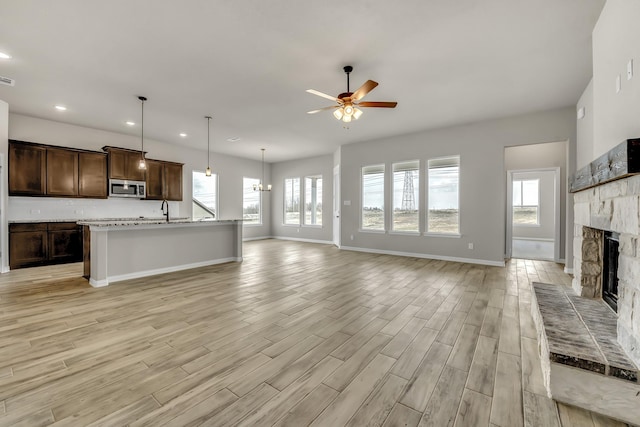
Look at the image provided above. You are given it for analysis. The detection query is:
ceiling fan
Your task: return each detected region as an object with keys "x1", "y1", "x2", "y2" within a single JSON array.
[{"x1": 306, "y1": 65, "x2": 397, "y2": 123}]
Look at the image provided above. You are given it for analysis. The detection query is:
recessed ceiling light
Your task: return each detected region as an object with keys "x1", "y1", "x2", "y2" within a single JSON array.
[
  {"x1": 179, "y1": 133, "x2": 187, "y2": 137},
  {"x1": 126, "y1": 121, "x2": 135, "y2": 126},
  {"x1": 227, "y1": 137, "x2": 241, "y2": 142},
  {"x1": 55, "y1": 105, "x2": 67, "y2": 111},
  {"x1": 0, "y1": 52, "x2": 11, "y2": 59}
]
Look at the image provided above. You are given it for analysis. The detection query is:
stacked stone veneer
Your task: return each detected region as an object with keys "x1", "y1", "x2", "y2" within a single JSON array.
[{"x1": 573, "y1": 175, "x2": 640, "y2": 366}]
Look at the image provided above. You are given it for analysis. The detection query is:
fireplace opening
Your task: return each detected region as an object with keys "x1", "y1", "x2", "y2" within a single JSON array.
[{"x1": 602, "y1": 230, "x2": 619, "y2": 312}]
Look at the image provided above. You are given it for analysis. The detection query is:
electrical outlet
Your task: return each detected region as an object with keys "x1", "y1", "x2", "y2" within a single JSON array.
[
  {"x1": 350, "y1": 234, "x2": 354, "y2": 241},
  {"x1": 30, "y1": 209, "x2": 40, "y2": 214},
  {"x1": 628, "y1": 59, "x2": 634, "y2": 80},
  {"x1": 468, "y1": 243, "x2": 474, "y2": 250},
  {"x1": 616, "y1": 74, "x2": 621, "y2": 93}
]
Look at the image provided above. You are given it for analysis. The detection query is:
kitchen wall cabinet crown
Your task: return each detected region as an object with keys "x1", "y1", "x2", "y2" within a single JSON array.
[{"x1": 9, "y1": 140, "x2": 107, "y2": 199}]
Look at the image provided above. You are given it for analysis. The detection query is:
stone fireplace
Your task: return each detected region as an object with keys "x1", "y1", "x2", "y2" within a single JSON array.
[{"x1": 573, "y1": 174, "x2": 640, "y2": 366}]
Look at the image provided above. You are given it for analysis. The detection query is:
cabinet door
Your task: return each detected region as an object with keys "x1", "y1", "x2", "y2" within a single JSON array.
[
  {"x1": 9, "y1": 228, "x2": 48, "y2": 269},
  {"x1": 79, "y1": 152, "x2": 107, "y2": 198},
  {"x1": 108, "y1": 149, "x2": 128, "y2": 179},
  {"x1": 164, "y1": 163, "x2": 183, "y2": 201},
  {"x1": 48, "y1": 226, "x2": 82, "y2": 263},
  {"x1": 145, "y1": 159, "x2": 164, "y2": 200},
  {"x1": 46, "y1": 148, "x2": 79, "y2": 196},
  {"x1": 127, "y1": 151, "x2": 147, "y2": 182},
  {"x1": 9, "y1": 142, "x2": 46, "y2": 195}
]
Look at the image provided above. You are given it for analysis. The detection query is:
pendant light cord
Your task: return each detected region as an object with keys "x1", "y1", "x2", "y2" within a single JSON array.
[
  {"x1": 207, "y1": 116, "x2": 211, "y2": 166},
  {"x1": 261, "y1": 149, "x2": 265, "y2": 185},
  {"x1": 139, "y1": 96, "x2": 147, "y2": 160}
]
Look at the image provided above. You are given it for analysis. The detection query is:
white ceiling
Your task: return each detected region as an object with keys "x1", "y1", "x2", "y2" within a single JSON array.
[{"x1": 0, "y1": 0, "x2": 605, "y2": 162}]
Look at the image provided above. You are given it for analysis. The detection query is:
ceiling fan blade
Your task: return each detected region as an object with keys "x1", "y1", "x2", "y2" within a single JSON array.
[
  {"x1": 306, "y1": 89, "x2": 342, "y2": 103},
  {"x1": 351, "y1": 80, "x2": 379, "y2": 101},
  {"x1": 357, "y1": 101, "x2": 398, "y2": 108},
  {"x1": 307, "y1": 106, "x2": 339, "y2": 114}
]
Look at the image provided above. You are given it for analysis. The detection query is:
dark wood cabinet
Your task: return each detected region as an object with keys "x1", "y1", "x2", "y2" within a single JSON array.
[
  {"x1": 145, "y1": 159, "x2": 164, "y2": 199},
  {"x1": 48, "y1": 223, "x2": 82, "y2": 264},
  {"x1": 9, "y1": 140, "x2": 108, "y2": 199},
  {"x1": 79, "y1": 152, "x2": 107, "y2": 198},
  {"x1": 9, "y1": 222, "x2": 82, "y2": 270},
  {"x1": 9, "y1": 141, "x2": 46, "y2": 195},
  {"x1": 103, "y1": 146, "x2": 146, "y2": 181},
  {"x1": 165, "y1": 162, "x2": 183, "y2": 201},
  {"x1": 144, "y1": 159, "x2": 183, "y2": 201},
  {"x1": 9, "y1": 223, "x2": 48, "y2": 268},
  {"x1": 46, "y1": 147, "x2": 79, "y2": 196}
]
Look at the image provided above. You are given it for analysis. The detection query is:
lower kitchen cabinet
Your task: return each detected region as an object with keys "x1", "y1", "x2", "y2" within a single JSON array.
[{"x1": 9, "y1": 222, "x2": 83, "y2": 270}]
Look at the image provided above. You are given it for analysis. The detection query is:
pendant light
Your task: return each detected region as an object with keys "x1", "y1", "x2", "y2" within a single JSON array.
[
  {"x1": 205, "y1": 115, "x2": 212, "y2": 176},
  {"x1": 253, "y1": 148, "x2": 272, "y2": 192},
  {"x1": 138, "y1": 96, "x2": 147, "y2": 170}
]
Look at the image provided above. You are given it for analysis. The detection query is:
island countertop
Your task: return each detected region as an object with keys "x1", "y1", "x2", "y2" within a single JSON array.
[{"x1": 78, "y1": 218, "x2": 242, "y2": 228}]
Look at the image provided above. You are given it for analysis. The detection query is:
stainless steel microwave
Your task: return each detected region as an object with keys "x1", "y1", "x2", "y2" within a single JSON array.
[{"x1": 109, "y1": 179, "x2": 146, "y2": 198}]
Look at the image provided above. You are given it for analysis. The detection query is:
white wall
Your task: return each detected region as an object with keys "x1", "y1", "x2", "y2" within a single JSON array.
[
  {"x1": 271, "y1": 154, "x2": 333, "y2": 243},
  {"x1": 510, "y1": 170, "x2": 556, "y2": 241},
  {"x1": 340, "y1": 107, "x2": 576, "y2": 266},
  {"x1": 591, "y1": 0, "x2": 640, "y2": 158},
  {"x1": 4, "y1": 114, "x2": 271, "y2": 239},
  {"x1": 576, "y1": 79, "x2": 594, "y2": 169},
  {"x1": 505, "y1": 141, "x2": 568, "y2": 258}
]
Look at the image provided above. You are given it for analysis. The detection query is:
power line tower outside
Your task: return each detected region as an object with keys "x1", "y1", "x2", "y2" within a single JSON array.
[{"x1": 401, "y1": 170, "x2": 416, "y2": 211}]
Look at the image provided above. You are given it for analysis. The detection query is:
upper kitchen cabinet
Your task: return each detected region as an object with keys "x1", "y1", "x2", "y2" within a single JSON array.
[
  {"x1": 103, "y1": 146, "x2": 146, "y2": 181},
  {"x1": 9, "y1": 141, "x2": 46, "y2": 195},
  {"x1": 46, "y1": 147, "x2": 79, "y2": 196},
  {"x1": 79, "y1": 152, "x2": 108, "y2": 198},
  {"x1": 145, "y1": 159, "x2": 183, "y2": 201},
  {"x1": 9, "y1": 140, "x2": 108, "y2": 199}
]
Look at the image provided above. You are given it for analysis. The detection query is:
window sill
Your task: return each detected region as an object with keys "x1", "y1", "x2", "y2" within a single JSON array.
[
  {"x1": 513, "y1": 223, "x2": 541, "y2": 227},
  {"x1": 243, "y1": 223, "x2": 263, "y2": 227},
  {"x1": 423, "y1": 232, "x2": 462, "y2": 239},
  {"x1": 302, "y1": 224, "x2": 323, "y2": 229},
  {"x1": 389, "y1": 230, "x2": 420, "y2": 236},
  {"x1": 283, "y1": 223, "x2": 301, "y2": 227},
  {"x1": 359, "y1": 229, "x2": 386, "y2": 234}
]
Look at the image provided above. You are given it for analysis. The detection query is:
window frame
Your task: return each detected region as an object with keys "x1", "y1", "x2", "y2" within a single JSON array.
[
  {"x1": 425, "y1": 155, "x2": 461, "y2": 237},
  {"x1": 303, "y1": 174, "x2": 323, "y2": 227},
  {"x1": 360, "y1": 164, "x2": 386, "y2": 233},
  {"x1": 512, "y1": 178, "x2": 540, "y2": 227},
  {"x1": 283, "y1": 176, "x2": 301, "y2": 226},
  {"x1": 242, "y1": 177, "x2": 262, "y2": 226}
]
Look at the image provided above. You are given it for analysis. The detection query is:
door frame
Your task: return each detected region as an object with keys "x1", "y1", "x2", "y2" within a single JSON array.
[
  {"x1": 333, "y1": 164, "x2": 340, "y2": 247},
  {"x1": 506, "y1": 167, "x2": 561, "y2": 262}
]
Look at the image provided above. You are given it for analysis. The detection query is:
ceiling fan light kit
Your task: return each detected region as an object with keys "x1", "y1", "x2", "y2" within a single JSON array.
[{"x1": 307, "y1": 65, "x2": 397, "y2": 124}]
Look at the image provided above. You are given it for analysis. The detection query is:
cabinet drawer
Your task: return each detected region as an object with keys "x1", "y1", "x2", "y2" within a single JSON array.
[
  {"x1": 48, "y1": 222, "x2": 79, "y2": 231},
  {"x1": 10, "y1": 223, "x2": 48, "y2": 232}
]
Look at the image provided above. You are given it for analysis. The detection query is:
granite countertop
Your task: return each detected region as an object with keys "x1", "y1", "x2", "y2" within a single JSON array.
[
  {"x1": 78, "y1": 218, "x2": 241, "y2": 227},
  {"x1": 11, "y1": 217, "x2": 193, "y2": 224}
]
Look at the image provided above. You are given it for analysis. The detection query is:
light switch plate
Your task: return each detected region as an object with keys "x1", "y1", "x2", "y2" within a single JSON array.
[
  {"x1": 628, "y1": 59, "x2": 634, "y2": 80},
  {"x1": 577, "y1": 107, "x2": 585, "y2": 119},
  {"x1": 616, "y1": 75, "x2": 621, "y2": 93},
  {"x1": 343, "y1": 200, "x2": 351, "y2": 206}
]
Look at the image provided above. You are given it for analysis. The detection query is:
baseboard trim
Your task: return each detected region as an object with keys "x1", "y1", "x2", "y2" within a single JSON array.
[
  {"x1": 92, "y1": 257, "x2": 242, "y2": 287},
  {"x1": 243, "y1": 236, "x2": 272, "y2": 242},
  {"x1": 340, "y1": 245, "x2": 505, "y2": 267}
]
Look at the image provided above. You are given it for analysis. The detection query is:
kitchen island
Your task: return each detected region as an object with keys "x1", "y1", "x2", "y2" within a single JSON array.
[{"x1": 79, "y1": 218, "x2": 242, "y2": 287}]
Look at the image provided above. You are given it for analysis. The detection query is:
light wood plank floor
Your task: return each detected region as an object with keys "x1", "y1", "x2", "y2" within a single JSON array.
[{"x1": 0, "y1": 239, "x2": 630, "y2": 426}]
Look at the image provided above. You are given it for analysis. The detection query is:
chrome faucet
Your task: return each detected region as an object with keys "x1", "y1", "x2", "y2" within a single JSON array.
[{"x1": 161, "y1": 199, "x2": 169, "y2": 222}]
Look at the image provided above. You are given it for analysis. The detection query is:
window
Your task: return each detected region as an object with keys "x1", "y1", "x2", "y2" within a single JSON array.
[
  {"x1": 362, "y1": 164, "x2": 385, "y2": 230},
  {"x1": 192, "y1": 171, "x2": 217, "y2": 220},
  {"x1": 427, "y1": 156, "x2": 460, "y2": 234},
  {"x1": 284, "y1": 177, "x2": 301, "y2": 225},
  {"x1": 243, "y1": 177, "x2": 261, "y2": 225},
  {"x1": 304, "y1": 175, "x2": 323, "y2": 226},
  {"x1": 513, "y1": 179, "x2": 539, "y2": 225},
  {"x1": 392, "y1": 161, "x2": 419, "y2": 232}
]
